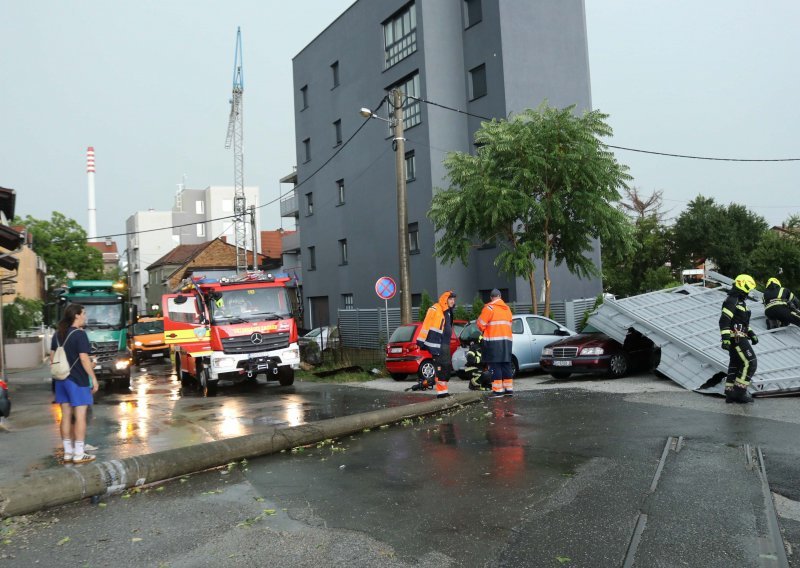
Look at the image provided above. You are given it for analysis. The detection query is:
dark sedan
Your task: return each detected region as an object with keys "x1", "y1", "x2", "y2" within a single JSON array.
[{"x1": 539, "y1": 325, "x2": 660, "y2": 379}]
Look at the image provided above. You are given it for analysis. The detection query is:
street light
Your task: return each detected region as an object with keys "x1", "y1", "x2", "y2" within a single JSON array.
[{"x1": 359, "y1": 90, "x2": 412, "y2": 324}]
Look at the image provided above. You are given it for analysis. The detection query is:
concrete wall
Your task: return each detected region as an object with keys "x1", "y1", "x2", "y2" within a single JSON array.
[{"x1": 5, "y1": 338, "x2": 47, "y2": 370}]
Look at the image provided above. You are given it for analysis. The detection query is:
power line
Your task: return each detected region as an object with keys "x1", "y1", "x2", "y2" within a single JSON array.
[{"x1": 406, "y1": 94, "x2": 800, "y2": 162}]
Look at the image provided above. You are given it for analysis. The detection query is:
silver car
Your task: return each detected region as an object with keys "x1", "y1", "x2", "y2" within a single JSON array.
[{"x1": 451, "y1": 314, "x2": 575, "y2": 376}]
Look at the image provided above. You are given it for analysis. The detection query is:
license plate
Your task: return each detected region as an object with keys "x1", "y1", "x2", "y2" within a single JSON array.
[
  {"x1": 257, "y1": 364, "x2": 268, "y2": 370},
  {"x1": 94, "y1": 365, "x2": 101, "y2": 370},
  {"x1": 390, "y1": 347, "x2": 402, "y2": 353},
  {"x1": 553, "y1": 360, "x2": 572, "y2": 367},
  {"x1": 151, "y1": 353, "x2": 164, "y2": 358}
]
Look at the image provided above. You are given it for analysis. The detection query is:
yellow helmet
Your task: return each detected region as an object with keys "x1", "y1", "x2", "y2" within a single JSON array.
[
  {"x1": 734, "y1": 274, "x2": 757, "y2": 294},
  {"x1": 766, "y1": 277, "x2": 781, "y2": 288}
]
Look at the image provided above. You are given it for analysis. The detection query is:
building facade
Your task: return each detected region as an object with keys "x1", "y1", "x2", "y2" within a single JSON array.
[{"x1": 292, "y1": 0, "x2": 600, "y2": 327}]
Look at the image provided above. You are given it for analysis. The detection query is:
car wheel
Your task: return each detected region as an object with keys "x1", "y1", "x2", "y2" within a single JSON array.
[
  {"x1": 277, "y1": 366, "x2": 295, "y2": 386},
  {"x1": 550, "y1": 372, "x2": 572, "y2": 379},
  {"x1": 418, "y1": 359, "x2": 436, "y2": 382},
  {"x1": 607, "y1": 353, "x2": 629, "y2": 378},
  {"x1": 511, "y1": 356, "x2": 519, "y2": 378},
  {"x1": 390, "y1": 373, "x2": 407, "y2": 381}
]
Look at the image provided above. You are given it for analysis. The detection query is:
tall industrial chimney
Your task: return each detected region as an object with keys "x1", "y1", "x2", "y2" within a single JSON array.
[{"x1": 87, "y1": 146, "x2": 97, "y2": 242}]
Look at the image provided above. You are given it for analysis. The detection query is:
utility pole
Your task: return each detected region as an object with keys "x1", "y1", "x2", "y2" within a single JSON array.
[
  {"x1": 249, "y1": 205, "x2": 257, "y2": 271},
  {"x1": 392, "y1": 89, "x2": 412, "y2": 324}
]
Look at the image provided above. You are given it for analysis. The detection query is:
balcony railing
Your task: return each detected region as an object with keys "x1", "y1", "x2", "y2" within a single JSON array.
[
  {"x1": 281, "y1": 231, "x2": 300, "y2": 253},
  {"x1": 280, "y1": 192, "x2": 298, "y2": 218}
]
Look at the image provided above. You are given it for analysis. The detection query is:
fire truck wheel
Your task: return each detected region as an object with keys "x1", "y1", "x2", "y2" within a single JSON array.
[
  {"x1": 277, "y1": 366, "x2": 294, "y2": 386},
  {"x1": 200, "y1": 366, "x2": 218, "y2": 397}
]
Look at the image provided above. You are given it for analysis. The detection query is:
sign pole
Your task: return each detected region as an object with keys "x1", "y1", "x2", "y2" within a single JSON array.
[
  {"x1": 384, "y1": 298, "x2": 389, "y2": 342},
  {"x1": 375, "y1": 276, "x2": 397, "y2": 345}
]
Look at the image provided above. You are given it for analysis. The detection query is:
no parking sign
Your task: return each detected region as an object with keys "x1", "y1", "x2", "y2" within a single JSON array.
[{"x1": 375, "y1": 276, "x2": 397, "y2": 300}]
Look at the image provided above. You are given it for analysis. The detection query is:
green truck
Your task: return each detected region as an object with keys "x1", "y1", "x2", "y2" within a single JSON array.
[{"x1": 55, "y1": 280, "x2": 132, "y2": 389}]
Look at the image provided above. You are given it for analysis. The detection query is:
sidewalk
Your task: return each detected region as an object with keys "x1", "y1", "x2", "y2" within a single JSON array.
[{"x1": 3, "y1": 364, "x2": 52, "y2": 387}]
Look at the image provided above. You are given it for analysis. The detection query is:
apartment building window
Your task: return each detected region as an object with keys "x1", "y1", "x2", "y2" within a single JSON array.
[
  {"x1": 195, "y1": 200, "x2": 204, "y2": 214},
  {"x1": 405, "y1": 150, "x2": 416, "y2": 181},
  {"x1": 307, "y1": 246, "x2": 316, "y2": 270},
  {"x1": 331, "y1": 61, "x2": 340, "y2": 88},
  {"x1": 464, "y1": 0, "x2": 482, "y2": 28},
  {"x1": 303, "y1": 138, "x2": 311, "y2": 162},
  {"x1": 196, "y1": 223, "x2": 205, "y2": 237},
  {"x1": 305, "y1": 192, "x2": 314, "y2": 216},
  {"x1": 383, "y1": 2, "x2": 417, "y2": 68},
  {"x1": 342, "y1": 293, "x2": 354, "y2": 310},
  {"x1": 387, "y1": 72, "x2": 421, "y2": 130},
  {"x1": 333, "y1": 119, "x2": 342, "y2": 146},
  {"x1": 469, "y1": 64, "x2": 487, "y2": 100},
  {"x1": 300, "y1": 85, "x2": 308, "y2": 109},
  {"x1": 339, "y1": 239, "x2": 348, "y2": 265},
  {"x1": 336, "y1": 179, "x2": 345, "y2": 205},
  {"x1": 408, "y1": 222, "x2": 419, "y2": 254}
]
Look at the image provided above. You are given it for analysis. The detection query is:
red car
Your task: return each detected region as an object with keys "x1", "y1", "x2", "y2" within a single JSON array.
[
  {"x1": 539, "y1": 325, "x2": 660, "y2": 379},
  {"x1": 385, "y1": 322, "x2": 459, "y2": 382}
]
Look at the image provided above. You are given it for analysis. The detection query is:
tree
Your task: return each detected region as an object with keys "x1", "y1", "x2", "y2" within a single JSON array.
[
  {"x1": 471, "y1": 294, "x2": 484, "y2": 321},
  {"x1": 2, "y1": 297, "x2": 44, "y2": 338},
  {"x1": 16, "y1": 212, "x2": 103, "y2": 286},
  {"x1": 428, "y1": 104, "x2": 635, "y2": 315},
  {"x1": 672, "y1": 196, "x2": 768, "y2": 277},
  {"x1": 749, "y1": 229, "x2": 800, "y2": 292},
  {"x1": 418, "y1": 290, "x2": 433, "y2": 322}
]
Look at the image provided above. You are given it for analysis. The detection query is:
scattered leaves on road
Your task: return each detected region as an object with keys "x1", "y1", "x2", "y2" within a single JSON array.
[
  {"x1": 56, "y1": 537, "x2": 70, "y2": 546},
  {"x1": 556, "y1": 556, "x2": 571, "y2": 564}
]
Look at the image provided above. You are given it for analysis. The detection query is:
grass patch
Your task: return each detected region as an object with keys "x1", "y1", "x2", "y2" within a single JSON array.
[{"x1": 298, "y1": 369, "x2": 378, "y2": 383}]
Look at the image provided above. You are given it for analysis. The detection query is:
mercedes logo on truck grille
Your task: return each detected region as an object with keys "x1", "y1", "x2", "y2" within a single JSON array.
[{"x1": 250, "y1": 332, "x2": 264, "y2": 345}]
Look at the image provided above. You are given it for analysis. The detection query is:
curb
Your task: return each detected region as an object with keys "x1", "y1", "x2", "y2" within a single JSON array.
[{"x1": 0, "y1": 392, "x2": 483, "y2": 518}]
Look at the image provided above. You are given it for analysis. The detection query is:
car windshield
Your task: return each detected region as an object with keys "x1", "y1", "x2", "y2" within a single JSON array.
[
  {"x1": 389, "y1": 325, "x2": 416, "y2": 343},
  {"x1": 84, "y1": 303, "x2": 124, "y2": 329},
  {"x1": 581, "y1": 324, "x2": 601, "y2": 333},
  {"x1": 133, "y1": 320, "x2": 163, "y2": 335},
  {"x1": 210, "y1": 287, "x2": 291, "y2": 323},
  {"x1": 305, "y1": 328, "x2": 322, "y2": 338}
]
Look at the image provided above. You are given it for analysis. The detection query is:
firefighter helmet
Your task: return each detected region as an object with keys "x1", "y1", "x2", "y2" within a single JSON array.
[
  {"x1": 766, "y1": 277, "x2": 781, "y2": 288},
  {"x1": 734, "y1": 274, "x2": 757, "y2": 294}
]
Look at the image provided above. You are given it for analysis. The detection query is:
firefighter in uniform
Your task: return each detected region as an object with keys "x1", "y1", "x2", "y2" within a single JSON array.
[
  {"x1": 719, "y1": 274, "x2": 758, "y2": 404},
  {"x1": 417, "y1": 291, "x2": 457, "y2": 398},
  {"x1": 762, "y1": 277, "x2": 800, "y2": 329},
  {"x1": 465, "y1": 339, "x2": 492, "y2": 391},
  {"x1": 477, "y1": 288, "x2": 514, "y2": 397}
]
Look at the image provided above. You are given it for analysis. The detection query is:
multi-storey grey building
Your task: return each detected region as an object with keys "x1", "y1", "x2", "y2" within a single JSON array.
[{"x1": 291, "y1": 0, "x2": 601, "y2": 328}]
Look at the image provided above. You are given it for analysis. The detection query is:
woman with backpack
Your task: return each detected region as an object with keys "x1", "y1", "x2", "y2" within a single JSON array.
[{"x1": 50, "y1": 303, "x2": 99, "y2": 463}]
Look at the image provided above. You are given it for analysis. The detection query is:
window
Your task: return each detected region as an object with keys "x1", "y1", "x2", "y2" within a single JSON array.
[
  {"x1": 387, "y1": 72, "x2": 421, "y2": 130},
  {"x1": 222, "y1": 199, "x2": 233, "y2": 213},
  {"x1": 331, "y1": 61, "x2": 340, "y2": 88},
  {"x1": 512, "y1": 318, "x2": 524, "y2": 334},
  {"x1": 405, "y1": 150, "x2": 416, "y2": 181},
  {"x1": 411, "y1": 293, "x2": 421, "y2": 307},
  {"x1": 469, "y1": 64, "x2": 487, "y2": 100},
  {"x1": 342, "y1": 293, "x2": 354, "y2": 310},
  {"x1": 527, "y1": 316, "x2": 559, "y2": 336},
  {"x1": 408, "y1": 222, "x2": 419, "y2": 254},
  {"x1": 307, "y1": 246, "x2": 316, "y2": 270},
  {"x1": 464, "y1": 0, "x2": 482, "y2": 28},
  {"x1": 305, "y1": 192, "x2": 314, "y2": 216},
  {"x1": 303, "y1": 138, "x2": 311, "y2": 162},
  {"x1": 300, "y1": 85, "x2": 308, "y2": 109},
  {"x1": 196, "y1": 223, "x2": 205, "y2": 237},
  {"x1": 333, "y1": 119, "x2": 342, "y2": 146},
  {"x1": 383, "y1": 2, "x2": 417, "y2": 68},
  {"x1": 195, "y1": 200, "x2": 204, "y2": 214},
  {"x1": 339, "y1": 239, "x2": 348, "y2": 265},
  {"x1": 336, "y1": 179, "x2": 345, "y2": 205}
]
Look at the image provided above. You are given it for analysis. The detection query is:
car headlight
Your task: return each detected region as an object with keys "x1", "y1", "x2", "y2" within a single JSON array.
[
  {"x1": 213, "y1": 357, "x2": 236, "y2": 368},
  {"x1": 581, "y1": 347, "x2": 604, "y2": 356},
  {"x1": 542, "y1": 347, "x2": 554, "y2": 356},
  {"x1": 282, "y1": 348, "x2": 299, "y2": 361},
  {"x1": 134, "y1": 341, "x2": 143, "y2": 347},
  {"x1": 115, "y1": 360, "x2": 130, "y2": 369}
]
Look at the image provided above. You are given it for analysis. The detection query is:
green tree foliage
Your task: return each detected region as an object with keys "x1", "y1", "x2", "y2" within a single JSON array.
[
  {"x1": 453, "y1": 304, "x2": 471, "y2": 322},
  {"x1": 2, "y1": 297, "x2": 44, "y2": 338},
  {"x1": 749, "y1": 230, "x2": 800, "y2": 291},
  {"x1": 603, "y1": 215, "x2": 674, "y2": 296},
  {"x1": 428, "y1": 104, "x2": 635, "y2": 315},
  {"x1": 418, "y1": 290, "x2": 433, "y2": 322},
  {"x1": 471, "y1": 294, "x2": 484, "y2": 321},
  {"x1": 17, "y1": 212, "x2": 103, "y2": 286},
  {"x1": 672, "y1": 196, "x2": 768, "y2": 277}
]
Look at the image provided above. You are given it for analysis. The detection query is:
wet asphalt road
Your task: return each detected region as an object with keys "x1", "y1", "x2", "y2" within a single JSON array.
[{"x1": 1, "y1": 366, "x2": 800, "y2": 567}]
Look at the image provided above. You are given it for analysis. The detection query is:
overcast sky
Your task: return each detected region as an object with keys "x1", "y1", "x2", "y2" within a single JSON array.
[{"x1": 1, "y1": 0, "x2": 798, "y2": 250}]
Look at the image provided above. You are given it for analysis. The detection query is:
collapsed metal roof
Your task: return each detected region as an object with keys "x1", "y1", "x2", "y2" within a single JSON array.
[{"x1": 588, "y1": 272, "x2": 800, "y2": 396}]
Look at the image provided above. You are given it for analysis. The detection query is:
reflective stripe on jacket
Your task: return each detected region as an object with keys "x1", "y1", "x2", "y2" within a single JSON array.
[
  {"x1": 476, "y1": 298, "x2": 513, "y2": 362},
  {"x1": 417, "y1": 291, "x2": 454, "y2": 356}
]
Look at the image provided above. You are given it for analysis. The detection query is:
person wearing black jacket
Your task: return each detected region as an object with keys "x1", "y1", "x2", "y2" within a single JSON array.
[
  {"x1": 763, "y1": 277, "x2": 800, "y2": 329},
  {"x1": 719, "y1": 274, "x2": 758, "y2": 404}
]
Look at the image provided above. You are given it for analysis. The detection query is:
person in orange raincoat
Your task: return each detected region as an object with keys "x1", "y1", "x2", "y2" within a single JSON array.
[
  {"x1": 477, "y1": 288, "x2": 514, "y2": 397},
  {"x1": 417, "y1": 290, "x2": 457, "y2": 398}
]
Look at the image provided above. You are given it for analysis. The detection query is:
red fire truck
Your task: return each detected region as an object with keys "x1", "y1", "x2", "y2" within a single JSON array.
[{"x1": 162, "y1": 272, "x2": 300, "y2": 396}]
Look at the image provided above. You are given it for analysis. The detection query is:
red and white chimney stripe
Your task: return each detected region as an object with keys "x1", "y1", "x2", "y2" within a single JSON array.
[{"x1": 87, "y1": 146, "x2": 95, "y2": 173}]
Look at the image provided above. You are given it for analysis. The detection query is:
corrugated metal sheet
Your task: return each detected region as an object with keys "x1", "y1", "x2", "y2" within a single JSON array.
[{"x1": 588, "y1": 272, "x2": 800, "y2": 396}]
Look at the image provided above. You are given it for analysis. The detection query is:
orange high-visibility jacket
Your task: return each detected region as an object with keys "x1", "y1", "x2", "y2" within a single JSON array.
[
  {"x1": 417, "y1": 291, "x2": 454, "y2": 356},
  {"x1": 476, "y1": 298, "x2": 513, "y2": 362}
]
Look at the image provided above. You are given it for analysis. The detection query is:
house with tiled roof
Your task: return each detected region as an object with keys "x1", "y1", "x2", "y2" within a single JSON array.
[
  {"x1": 86, "y1": 239, "x2": 120, "y2": 275},
  {"x1": 144, "y1": 238, "x2": 266, "y2": 313}
]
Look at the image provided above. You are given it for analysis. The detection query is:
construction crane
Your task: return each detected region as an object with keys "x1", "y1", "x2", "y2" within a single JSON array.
[{"x1": 225, "y1": 27, "x2": 247, "y2": 274}]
